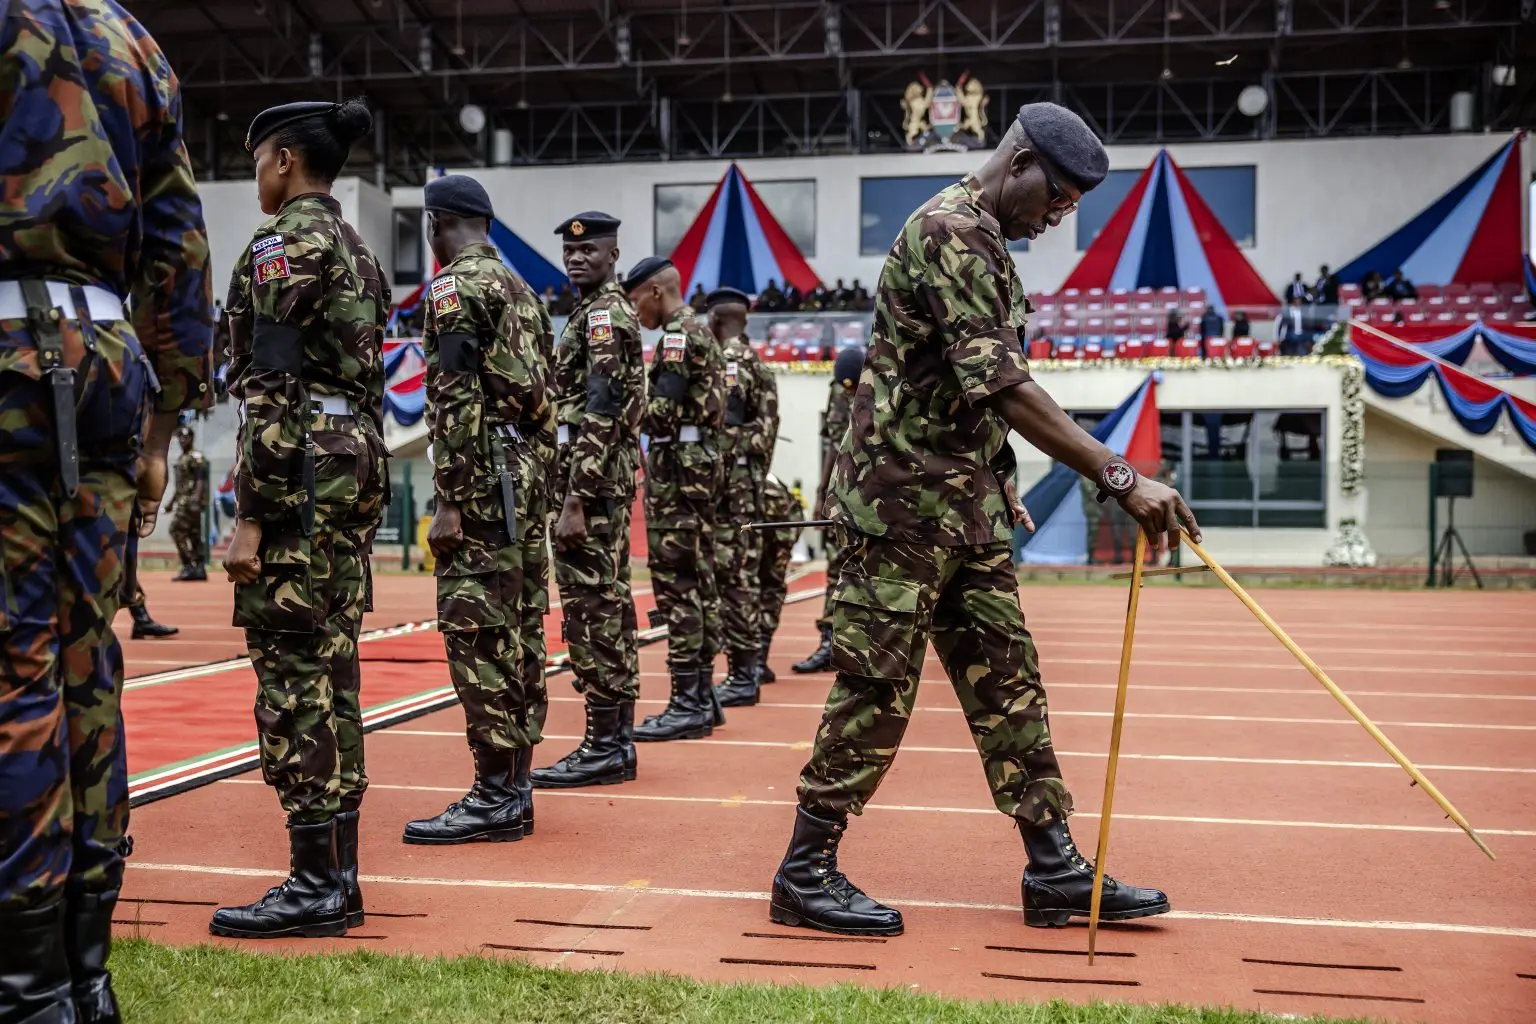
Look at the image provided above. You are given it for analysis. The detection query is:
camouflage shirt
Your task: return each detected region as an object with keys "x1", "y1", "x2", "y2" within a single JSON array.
[
  {"x1": 719, "y1": 335, "x2": 779, "y2": 464},
  {"x1": 171, "y1": 448, "x2": 207, "y2": 509},
  {"x1": 552, "y1": 280, "x2": 644, "y2": 501},
  {"x1": 643, "y1": 305, "x2": 724, "y2": 439},
  {"x1": 0, "y1": 0, "x2": 212, "y2": 412},
  {"x1": 829, "y1": 173, "x2": 1033, "y2": 546},
  {"x1": 226, "y1": 193, "x2": 389, "y2": 520},
  {"x1": 425, "y1": 242, "x2": 554, "y2": 505},
  {"x1": 821, "y1": 379, "x2": 853, "y2": 447}
]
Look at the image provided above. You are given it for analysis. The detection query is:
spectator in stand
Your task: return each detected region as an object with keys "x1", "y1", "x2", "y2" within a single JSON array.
[
  {"x1": 1198, "y1": 305, "x2": 1224, "y2": 356},
  {"x1": 1276, "y1": 296, "x2": 1311, "y2": 356},
  {"x1": 1166, "y1": 307, "x2": 1187, "y2": 341},
  {"x1": 1387, "y1": 267, "x2": 1418, "y2": 302},
  {"x1": 540, "y1": 285, "x2": 558, "y2": 307},
  {"x1": 1230, "y1": 310, "x2": 1251, "y2": 339},
  {"x1": 806, "y1": 282, "x2": 831, "y2": 311},
  {"x1": 757, "y1": 279, "x2": 786, "y2": 312},
  {"x1": 1313, "y1": 265, "x2": 1339, "y2": 306},
  {"x1": 552, "y1": 283, "x2": 578, "y2": 315},
  {"x1": 850, "y1": 279, "x2": 872, "y2": 311},
  {"x1": 1284, "y1": 272, "x2": 1310, "y2": 304},
  {"x1": 785, "y1": 284, "x2": 805, "y2": 311},
  {"x1": 830, "y1": 278, "x2": 850, "y2": 311},
  {"x1": 689, "y1": 282, "x2": 709, "y2": 309},
  {"x1": 1361, "y1": 270, "x2": 1385, "y2": 301}
]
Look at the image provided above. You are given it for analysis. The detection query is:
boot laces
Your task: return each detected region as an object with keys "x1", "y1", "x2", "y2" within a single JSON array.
[{"x1": 813, "y1": 823, "x2": 861, "y2": 906}]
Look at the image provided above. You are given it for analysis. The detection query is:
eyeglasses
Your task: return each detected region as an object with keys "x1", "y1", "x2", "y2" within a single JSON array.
[{"x1": 1034, "y1": 152, "x2": 1078, "y2": 214}]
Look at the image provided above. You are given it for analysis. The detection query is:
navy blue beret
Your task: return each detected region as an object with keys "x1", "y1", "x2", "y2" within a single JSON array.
[
  {"x1": 555, "y1": 211, "x2": 620, "y2": 242},
  {"x1": 706, "y1": 287, "x2": 751, "y2": 309},
  {"x1": 833, "y1": 346, "x2": 866, "y2": 387},
  {"x1": 424, "y1": 175, "x2": 495, "y2": 220},
  {"x1": 245, "y1": 101, "x2": 334, "y2": 153},
  {"x1": 1015, "y1": 102, "x2": 1109, "y2": 192},
  {"x1": 622, "y1": 256, "x2": 674, "y2": 292}
]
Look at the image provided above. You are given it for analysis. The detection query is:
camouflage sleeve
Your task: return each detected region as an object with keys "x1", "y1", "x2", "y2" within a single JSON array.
[
  {"x1": 482, "y1": 285, "x2": 552, "y2": 428},
  {"x1": 566, "y1": 306, "x2": 630, "y2": 501},
  {"x1": 918, "y1": 219, "x2": 1032, "y2": 407},
  {"x1": 426, "y1": 273, "x2": 488, "y2": 503},
  {"x1": 232, "y1": 228, "x2": 327, "y2": 520},
  {"x1": 223, "y1": 249, "x2": 254, "y2": 399},
  {"x1": 130, "y1": 57, "x2": 214, "y2": 413},
  {"x1": 747, "y1": 352, "x2": 778, "y2": 461}
]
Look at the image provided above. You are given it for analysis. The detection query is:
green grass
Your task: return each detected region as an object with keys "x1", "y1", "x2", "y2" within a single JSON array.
[{"x1": 111, "y1": 939, "x2": 1372, "y2": 1024}]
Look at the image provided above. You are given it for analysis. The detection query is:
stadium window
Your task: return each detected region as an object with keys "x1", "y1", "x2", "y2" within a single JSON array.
[
  {"x1": 1074, "y1": 165, "x2": 1257, "y2": 251},
  {"x1": 860, "y1": 175, "x2": 1028, "y2": 255},
  {"x1": 653, "y1": 180, "x2": 817, "y2": 259},
  {"x1": 1178, "y1": 409, "x2": 1326, "y2": 529},
  {"x1": 392, "y1": 208, "x2": 423, "y2": 287}
]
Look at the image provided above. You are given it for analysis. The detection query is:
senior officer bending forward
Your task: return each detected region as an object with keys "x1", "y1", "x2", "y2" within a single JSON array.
[{"x1": 768, "y1": 102, "x2": 1201, "y2": 937}]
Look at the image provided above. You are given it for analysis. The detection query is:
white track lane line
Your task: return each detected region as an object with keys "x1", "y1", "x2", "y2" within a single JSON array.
[{"x1": 123, "y1": 862, "x2": 1536, "y2": 940}]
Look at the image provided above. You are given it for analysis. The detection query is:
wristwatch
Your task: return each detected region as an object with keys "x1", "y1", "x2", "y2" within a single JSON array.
[{"x1": 1095, "y1": 456, "x2": 1138, "y2": 504}]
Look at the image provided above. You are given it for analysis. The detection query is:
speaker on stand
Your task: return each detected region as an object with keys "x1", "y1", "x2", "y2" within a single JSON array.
[{"x1": 1428, "y1": 449, "x2": 1482, "y2": 589}]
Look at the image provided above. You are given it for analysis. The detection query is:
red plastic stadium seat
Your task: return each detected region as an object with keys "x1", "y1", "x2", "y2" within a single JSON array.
[
  {"x1": 1453, "y1": 294, "x2": 1476, "y2": 308},
  {"x1": 1434, "y1": 311, "x2": 1457, "y2": 322},
  {"x1": 1509, "y1": 296, "x2": 1530, "y2": 315},
  {"x1": 1230, "y1": 336, "x2": 1255, "y2": 358},
  {"x1": 768, "y1": 322, "x2": 790, "y2": 342},
  {"x1": 1135, "y1": 316, "x2": 1159, "y2": 331},
  {"x1": 1206, "y1": 337, "x2": 1229, "y2": 359},
  {"x1": 1397, "y1": 298, "x2": 1419, "y2": 313},
  {"x1": 1111, "y1": 316, "x2": 1133, "y2": 332},
  {"x1": 1370, "y1": 297, "x2": 1393, "y2": 309},
  {"x1": 1120, "y1": 337, "x2": 1146, "y2": 359},
  {"x1": 1338, "y1": 284, "x2": 1362, "y2": 300},
  {"x1": 1135, "y1": 286, "x2": 1154, "y2": 296},
  {"x1": 1059, "y1": 319, "x2": 1080, "y2": 339},
  {"x1": 1082, "y1": 339, "x2": 1104, "y2": 360},
  {"x1": 1135, "y1": 299, "x2": 1155, "y2": 311},
  {"x1": 1407, "y1": 312, "x2": 1428, "y2": 323},
  {"x1": 1149, "y1": 338, "x2": 1171, "y2": 358},
  {"x1": 1085, "y1": 300, "x2": 1106, "y2": 312},
  {"x1": 1478, "y1": 294, "x2": 1501, "y2": 309},
  {"x1": 1461, "y1": 310, "x2": 1481, "y2": 322},
  {"x1": 1087, "y1": 287, "x2": 1105, "y2": 297},
  {"x1": 1085, "y1": 317, "x2": 1106, "y2": 331},
  {"x1": 1055, "y1": 340, "x2": 1084, "y2": 360},
  {"x1": 1033, "y1": 317, "x2": 1056, "y2": 334},
  {"x1": 1182, "y1": 287, "x2": 1206, "y2": 304},
  {"x1": 1416, "y1": 284, "x2": 1441, "y2": 300},
  {"x1": 1469, "y1": 282, "x2": 1496, "y2": 296},
  {"x1": 1062, "y1": 287, "x2": 1081, "y2": 299},
  {"x1": 1110, "y1": 299, "x2": 1131, "y2": 312},
  {"x1": 1174, "y1": 337, "x2": 1201, "y2": 358},
  {"x1": 1159, "y1": 286, "x2": 1179, "y2": 295},
  {"x1": 1489, "y1": 311, "x2": 1512, "y2": 324},
  {"x1": 1443, "y1": 283, "x2": 1468, "y2": 299},
  {"x1": 1110, "y1": 288, "x2": 1130, "y2": 300},
  {"x1": 1029, "y1": 338, "x2": 1053, "y2": 360},
  {"x1": 1256, "y1": 338, "x2": 1276, "y2": 358},
  {"x1": 1426, "y1": 295, "x2": 1447, "y2": 309}
]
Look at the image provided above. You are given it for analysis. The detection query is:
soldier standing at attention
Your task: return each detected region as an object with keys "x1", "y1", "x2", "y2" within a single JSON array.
[
  {"x1": 707, "y1": 287, "x2": 780, "y2": 707},
  {"x1": 168, "y1": 423, "x2": 209, "y2": 580},
  {"x1": 214, "y1": 100, "x2": 389, "y2": 939},
  {"x1": 768, "y1": 103, "x2": 1201, "y2": 937},
  {"x1": 531, "y1": 213, "x2": 647, "y2": 789},
  {"x1": 624, "y1": 258, "x2": 727, "y2": 741},
  {"x1": 1, "y1": 1, "x2": 212, "y2": 1018},
  {"x1": 755, "y1": 475, "x2": 803, "y2": 683},
  {"x1": 403, "y1": 175, "x2": 554, "y2": 844},
  {"x1": 791, "y1": 344, "x2": 863, "y2": 674},
  {"x1": 123, "y1": 583, "x2": 178, "y2": 640}
]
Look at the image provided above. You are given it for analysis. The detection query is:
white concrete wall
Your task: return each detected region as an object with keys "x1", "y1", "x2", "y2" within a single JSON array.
[{"x1": 394, "y1": 132, "x2": 1528, "y2": 298}]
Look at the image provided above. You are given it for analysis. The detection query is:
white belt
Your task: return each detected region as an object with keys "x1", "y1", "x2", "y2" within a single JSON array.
[
  {"x1": 0, "y1": 280, "x2": 126, "y2": 322},
  {"x1": 652, "y1": 425, "x2": 701, "y2": 444},
  {"x1": 557, "y1": 424, "x2": 571, "y2": 445},
  {"x1": 311, "y1": 395, "x2": 354, "y2": 416}
]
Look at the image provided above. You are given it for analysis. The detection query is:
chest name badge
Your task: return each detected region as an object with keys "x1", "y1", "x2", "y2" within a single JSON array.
[{"x1": 661, "y1": 333, "x2": 686, "y2": 362}]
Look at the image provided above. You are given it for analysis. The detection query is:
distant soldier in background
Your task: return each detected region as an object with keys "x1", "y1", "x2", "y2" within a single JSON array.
[
  {"x1": 624, "y1": 258, "x2": 728, "y2": 742},
  {"x1": 756, "y1": 475, "x2": 803, "y2": 683},
  {"x1": 707, "y1": 287, "x2": 779, "y2": 707},
  {"x1": 213, "y1": 99, "x2": 388, "y2": 940},
  {"x1": 168, "y1": 423, "x2": 209, "y2": 580},
  {"x1": 792, "y1": 344, "x2": 863, "y2": 674},
  {"x1": 0, "y1": 1, "x2": 213, "y2": 1018},
  {"x1": 531, "y1": 212, "x2": 647, "y2": 790},
  {"x1": 404, "y1": 174, "x2": 554, "y2": 845},
  {"x1": 123, "y1": 583, "x2": 178, "y2": 640}
]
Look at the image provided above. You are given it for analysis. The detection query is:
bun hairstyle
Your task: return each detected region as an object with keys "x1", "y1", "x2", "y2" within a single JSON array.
[{"x1": 271, "y1": 98, "x2": 372, "y2": 183}]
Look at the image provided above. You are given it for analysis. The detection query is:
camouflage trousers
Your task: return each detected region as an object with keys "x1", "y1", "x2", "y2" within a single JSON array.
[
  {"x1": 645, "y1": 442, "x2": 718, "y2": 672},
  {"x1": 170, "y1": 504, "x2": 205, "y2": 566},
  {"x1": 553, "y1": 490, "x2": 639, "y2": 705},
  {"x1": 437, "y1": 447, "x2": 551, "y2": 750},
  {"x1": 757, "y1": 523, "x2": 797, "y2": 636},
  {"x1": 815, "y1": 527, "x2": 851, "y2": 631},
  {"x1": 798, "y1": 532, "x2": 1073, "y2": 827},
  {"x1": 713, "y1": 462, "x2": 764, "y2": 656}
]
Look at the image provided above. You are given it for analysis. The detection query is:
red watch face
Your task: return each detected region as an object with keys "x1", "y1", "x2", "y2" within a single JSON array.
[{"x1": 1104, "y1": 461, "x2": 1136, "y2": 494}]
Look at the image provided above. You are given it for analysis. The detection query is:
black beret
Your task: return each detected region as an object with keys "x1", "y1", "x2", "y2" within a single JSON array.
[
  {"x1": 833, "y1": 345, "x2": 865, "y2": 386},
  {"x1": 424, "y1": 175, "x2": 494, "y2": 220},
  {"x1": 622, "y1": 256, "x2": 674, "y2": 292},
  {"x1": 705, "y1": 287, "x2": 751, "y2": 309},
  {"x1": 1015, "y1": 102, "x2": 1109, "y2": 192},
  {"x1": 555, "y1": 211, "x2": 620, "y2": 242},
  {"x1": 246, "y1": 101, "x2": 334, "y2": 153}
]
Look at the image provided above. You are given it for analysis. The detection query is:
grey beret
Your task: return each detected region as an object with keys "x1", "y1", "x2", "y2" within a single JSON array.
[
  {"x1": 1015, "y1": 102, "x2": 1109, "y2": 192},
  {"x1": 424, "y1": 174, "x2": 495, "y2": 219}
]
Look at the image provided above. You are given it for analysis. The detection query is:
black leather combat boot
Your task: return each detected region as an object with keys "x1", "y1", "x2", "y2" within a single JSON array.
[
  {"x1": 530, "y1": 702, "x2": 633, "y2": 788},
  {"x1": 402, "y1": 745, "x2": 523, "y2": 844},
  {"x1": 635, "y1": 665, "x2": 715, "y2": 741},
  {"x1": 1, "y1": 897, "x2": 74, "y2": 1023},
  {"x1": 714, "y1": 649, "x2": 761, "y2": 708},
  {"x1": 64, "y1": 885, "x2": 120, "y2": 1023},
  {"x1": 334, "y1": 810, "x2": 364, "y2": 928},
  {"x1": 209, "y1": 820, "x2": 348, "y2": 938},
  {"x1": 1019, "y1": 818, "x2": 1170, "y2": 927},
  {"x1": 769, "y1": 806, "x2": 903, "y2": 936},
  {"x1": 759, "y1": 628, "x2": 777, "y2": 683},
  {"x1": 129, "y1": 604, "x2": 177, "y2": 639},
  {"x1": 513, "y1": 746, "x2": 535, "y2": 835},
  {"x1": 792, "y1": 625, "x2": 833, "y2": 673}
]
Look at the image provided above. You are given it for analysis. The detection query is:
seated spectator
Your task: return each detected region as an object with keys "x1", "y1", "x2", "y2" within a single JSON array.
[
  {"x1": 1387, "y1": 267, "x2": 1417, "y2": 302},
  {"x1": 1198, "y1": 306, "x2": 1224, "y2": 348},
  {"x1": 551, "y1": 284, "x2": 577, "y2": 316},
  {"x1": 1230, "y1": 311, "x2": 1251, "y2": 338},
  {"x1": 806, "y1": 283, "x2": 831, "y2": 311},
  {"x1": 829, "y1": 277, "x2": 850, "y2": 312},
  {"x1": 1312, "y1": 265, "x2": 1339, "y2": 306},
  {"x1": 785, "y1": 285, "x2": 805, "y2": 311},
  {"x1": 1276, "y1": 297, "x2": 1311, "y2": 356},
  {"x1": 1284, "y1": 273, "x2": 1310, "y2": 304},
  {"x1": 1166, "y1": 308, "x2": 1187, "y2": 341},
  {"x1": 757, "y1": 278, "x2": 786, "y2": 312},
  {"x1": 1361, "y1": 270, "x2": 1384, "y2": 301},
  {"x1": 850, "y1": 279, "x2": 873, "y2": 311},
  {"x1": 689, "y1": 283, "x2": 709, "y2": 309},
  {"x1": 540, "y1": 285, "x2": 557, "y2": 307}
]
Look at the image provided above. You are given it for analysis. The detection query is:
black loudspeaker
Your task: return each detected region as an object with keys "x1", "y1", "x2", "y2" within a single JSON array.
[{"x1": 1435, "y1": 449, "x2": 1474, "y2": 498}]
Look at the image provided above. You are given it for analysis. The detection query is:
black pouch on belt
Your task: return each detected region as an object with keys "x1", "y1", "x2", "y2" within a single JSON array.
[{"x1": 21, "y1": 280, "x2": 80, "y2": 497}]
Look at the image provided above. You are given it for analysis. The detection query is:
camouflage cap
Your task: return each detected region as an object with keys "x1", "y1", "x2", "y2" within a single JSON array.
[
  {"x1": 1014, "y1": 102, "x2": 1108, "y2": 192},
  {"x1": 246, "y1": 101, "x2": 335, "y2": 153}
]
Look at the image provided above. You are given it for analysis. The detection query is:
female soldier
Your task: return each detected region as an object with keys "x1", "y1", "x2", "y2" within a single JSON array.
[{"x1": 212, "y1": 100, "x2": 389, "y2": 939}]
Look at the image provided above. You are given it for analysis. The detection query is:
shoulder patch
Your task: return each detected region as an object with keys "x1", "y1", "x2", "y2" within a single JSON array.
[
  {"x1": 252, "y1": 234, "x2": 285, "y2": 256},
  {"x1": 661, "y1": 332, "x2": 687, "y2": 362},
  {"x1": 588, "y1": 309, "x2": 611, "y2": 329},
  {"x1": 725, "y1": 360, "x2": 740, "y2": 387},
  {"x1": 254, "y1": 252, "x2": 290, "y2": 285},
  {"x1": 430, "y1": 276, "x2": 458, "y2": 301}
]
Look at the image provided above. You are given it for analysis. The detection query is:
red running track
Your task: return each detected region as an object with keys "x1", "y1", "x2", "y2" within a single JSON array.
[{"x1": 116, "y1": 573, "x2": 1536, "y2": 1022}]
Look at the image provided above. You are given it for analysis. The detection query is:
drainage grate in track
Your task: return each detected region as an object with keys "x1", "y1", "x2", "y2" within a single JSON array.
[
  {"x1": 1253, "y1": 989, "x2": 1424, "y2": 1005},
  {"x1": 516, "y1": 918, "x2": 652, "y2": 931},
  {"x1": 982, "y1": 972, "x2": 1139, "y2": 987},
  {"x1": 119, "y1": 897, "x2": 217, "y2": 907},
  {"x1": 1518, "y1": 973, "x2": 1535, "y2": 981},
  {"x1": 721, "y1": 957, "x2": 877, "y2": 971},
  {"x1": 1244, "y1": 957, "x2": 1400, "y2": 973},
  {"x1": 986, "y1": 945, "x2": 1134, "y2": 959},
  {"x1": 338, "y1": 934, "x2": 388, "y2": 941},
  {"x1": 112, "y1": 919, "x2": 165, "y2": 927},
  {"x1": 363, "y1": 911, "x2": 428, "y2": 920},
  {"x1": 484, "y1": 943, "x2": 624, "y2": 956},
  {"x1": 742, "y1": 931, "x2": 888, "y2": 944}
]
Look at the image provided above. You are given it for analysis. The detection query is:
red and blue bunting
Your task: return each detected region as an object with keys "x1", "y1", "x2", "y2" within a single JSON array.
[{"x1": 382, "y1": 339, "x2": 427, "y2": 426}]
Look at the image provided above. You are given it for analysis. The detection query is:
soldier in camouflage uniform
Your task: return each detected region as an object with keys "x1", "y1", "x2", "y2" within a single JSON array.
[
  {"x1": 403, "y1": 175, "x2": 554, "y2": 844},
  {"x1": 168, "y1": 423, "x2": 209, "y2": 580},
  {"x1": 1, "y1": 2, "x2": 212, "y2": 1018},
  {"x1": 756, "y1": 475, "x2": 802, "y2": 683},
  {"x1": 532, "y1": 212, "x2": 647, "y2": 789},
  {"x1": 791, "y1": 345, "x2": 861, "y2": 674},
  {"x1": 624, "y1": 258, "x2": 727, "y2": 741},
  {"x1": 124, "y1": 582, "x2": 178, "y2": 640},
  {"x1": 706, "y1": 287, "x2": 780, "y2": 707},
  {"x1": 770, "y1": 103, "x2": 1201, "y2": 938},
  {"x1": 213, "y1": 100, "x2": 389, "y2": 940}
]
